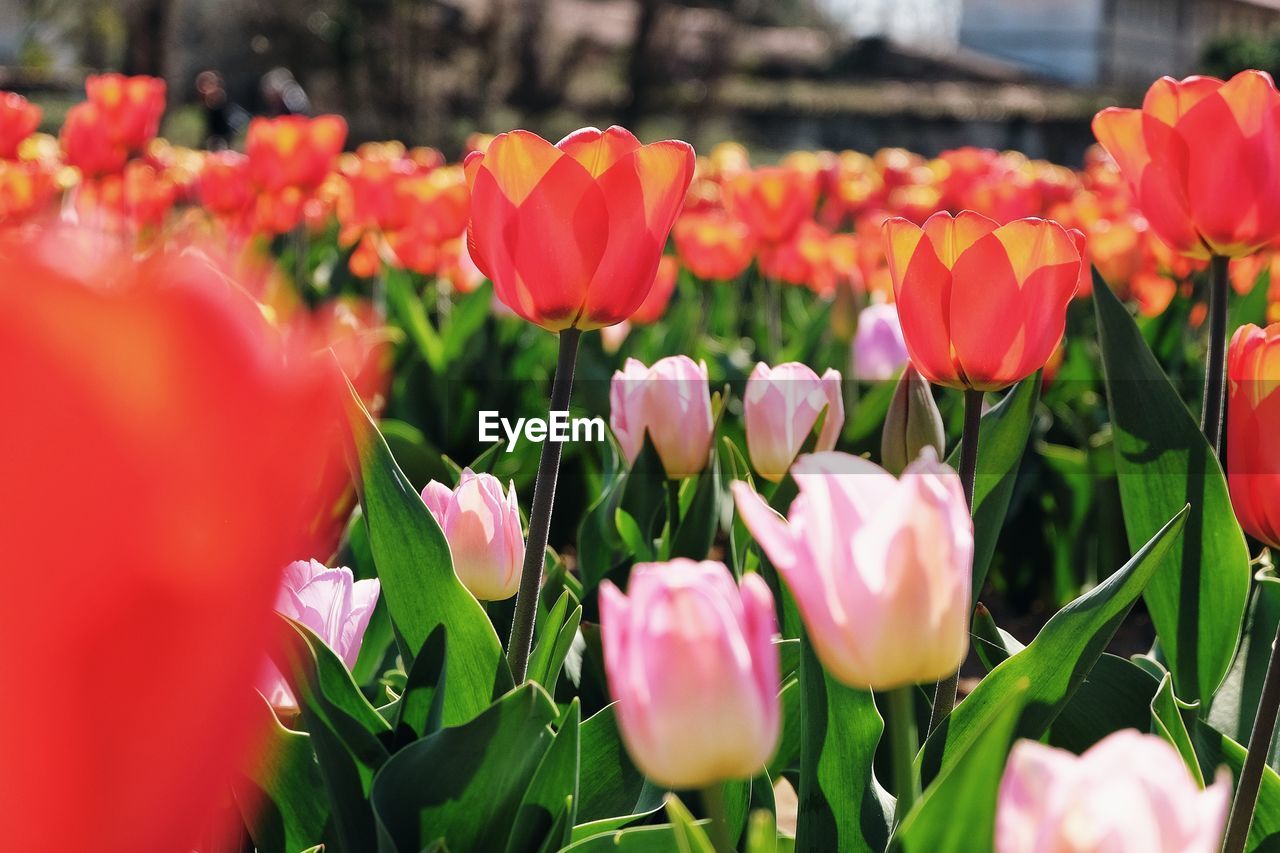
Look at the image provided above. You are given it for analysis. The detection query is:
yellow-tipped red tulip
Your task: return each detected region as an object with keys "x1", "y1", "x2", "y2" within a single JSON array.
[
  {"x1": 464, "y1": 126, "x2": 694, "y2": 331},
  {"x1": 882, "y1": 210, "x2": 1084, "y2": 391},
  {"x1": 1093, "y1": 70, "x2": 1280, "y2": 259},
  {"x1": 1227, "y1": 323, "x2": 1280, "y2": 548}
]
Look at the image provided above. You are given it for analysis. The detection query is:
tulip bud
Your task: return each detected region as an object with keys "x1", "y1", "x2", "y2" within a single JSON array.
[
  {"x1": 852, "y1": 302, "x2": 909, "y2": 381},
  {"x1": 599, "y1": 559, "x2": 780, "y2": 789},
  {"x1": 881, "y1": 362, "x2": 945, "y2": 476},
  {"x1": 421, "y1": 469, "x2": 525, "y2": 601},
  {"x1": 262, "y1": 560, "x2": 381, "y2": 708},
  {"x1": 610, "y1": 356, "x2": 714, "y2": 479},
  {"x1": 996, "y1": 730, "x2": 1230, "y2": 853},
  {"x1": 744, "y1": 362, "x2": 844, "y2": 483},
  {"x1": 733, "y1": 449, "x2": 971, "y2": 690}
]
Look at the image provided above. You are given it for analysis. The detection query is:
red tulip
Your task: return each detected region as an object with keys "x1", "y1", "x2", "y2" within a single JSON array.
[
  {"x1": 631, "y1": 255, "x2": 678, "y2": 325},
  {"x1": 61, "y1": 101, "x2": 129, "y2": 177},
  {"x1": 883, "y1": 210, "x2": 1083, "y2": 391},
  {"x1": 85, "y1": 73, "x2": 166, "y2": 152},
  {"x1": 724, "y1": 166, "x2": 818, "y2": 245},
  {"x1": 0, "y1": 160, "x2": 55, "y2": 226},
  {"x1": 1228, "y1": 322, "x2": 1280, "y2": 548},
  {"x1": 1093, "y1": 70, "x2": 1280, "y2": 259},
  {"x1": 0, "y1": 91, "x2": 41, "y2": 159},
  {"x1": 247, "y1": 115, "x2": 348, "y2": 193},
  {"x1": 673, "y1": 211, "x2": 755, "y2": 281},
  {"x1": 198, "y1": 150, "x2": 255, "y2": 218},
  {"x1": 0, "y1": 224, "x2": 347, "y2": 850},
  {"x1": 464, "y1": 126, "x2": 694, "y2": 331}
]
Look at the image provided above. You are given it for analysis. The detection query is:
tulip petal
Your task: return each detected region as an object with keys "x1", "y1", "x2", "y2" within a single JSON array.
[
  {"x1": 1092, "y1": 107, "x2": 1151, "y2": 184},
  {"x1": 731, "y1": 481, "x2": 798, "y2": 573},
  {"x1": 882, "y1": 217, "x2": 965, "y2": 386},
  {"x1": 557, "y1": 125, "x2": 642, "y2": 178},
  {"x1": 921, "y1": 209, "x2": 998, "y2": 267}
]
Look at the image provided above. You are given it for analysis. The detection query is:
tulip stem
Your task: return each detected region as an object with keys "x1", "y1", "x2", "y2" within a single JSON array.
[
  {"x1": 887, "y1": 686, "x2": 920, "y2": 825},
  {"x1": 1202, "y1": 255, "x2": 1230, "y2": 459},
  {"x1": 665, "y1": 479, "x2": 681, "y2": 554},
  {"x1": 1223, "y1": 612, "x2": 1280, "y2": 853},
  {"x1": 926, "y1": 388, "x2": 982, "y2": 736},
  {"x1": 700, "y1": 783, "x2": 734, "y2": 852},
  {"x1": 506, "y1": 327, "x2": 582, "y2": 682}
]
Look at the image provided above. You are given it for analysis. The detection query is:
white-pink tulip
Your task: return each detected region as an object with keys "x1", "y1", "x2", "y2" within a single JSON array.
[
  {"x1": 600, "y1": 559, "x2": 780, "y2": 789},
  {"x1": 744, "y1": 361, "x2": 844, "y2": 482},
  {"x1": 733, "y1": 449, "x2": 971, "y2": 689},
  {"x1": 997, "y1": 730, "x2": 1230, "y2": 853},
  {"x1": 610, "y1": 355, "x2": 714, "y2": 479},
  {"x1": 422, "y1": 468, "x2": 524, "y2": 601}
]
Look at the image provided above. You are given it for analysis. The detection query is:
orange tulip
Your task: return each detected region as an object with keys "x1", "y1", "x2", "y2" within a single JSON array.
[
  {"x1": 673, "y1": 211, "x2": 755, "y2": 281},
  {"x1": 0, "y1": 160, "x2": 55, "y2": 226},
  {"x1": 760, "y1": 221, "x2": 836, "y2": 296},
  {"x1": 0, "y1": 91, "x2": 41, "y2": 160},
  {"x1": 85, "y1": 73, "x2": 166, "y2": 152},
  {"x1": 0, "y1": 223, "x2": 346, "y2": 851},
  {"x1": 724, "y1": 166, "x2": 818, "y2": 245},
  {"x1": 1227, "y1": 323, "x2": 1280, "y2": 548},
  {"x1": 247, "y1": 115, "x2": 348, "y2": 193},
  {"x1": 883, "y1": 210, "x2": 1083, "y2": 391},
  {"x1": 465, "y1": 125, "x2": 694, "y2": 331},
  {"x1": 61, "y1": 101, "x2": 128, "y2": 177},
  {"x1": 198, "y1": 150, "x2": 254, "y2": 218},
  {"x1": 1093, "y1": 70, "x2": 1280, "y2": 259}
]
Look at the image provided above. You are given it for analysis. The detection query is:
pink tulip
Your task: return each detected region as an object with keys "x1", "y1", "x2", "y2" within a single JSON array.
[
  {"x1": 732, "y1": 449, "x2": 971, "y2": 689},
  {"x1": 997, "y1": 730, "x2": 1230, "y2": 853},
  {"x1": 599, "y1": 559, "x2": 781, "y2": 789},
  {"x1": 610, "y1": 355, "x2": 714, "y2": 479},
  {"x1": 853, "y1": 302, "x2": 909, "y2": 381},
  {"x1": 421, "y1": 468, "x2": 525, "y2": 601},
  {"x1": 262, "y1": 559, "x2": 381, "y2": 708},
  {"x1": 744, "y1": 362, "x2": 844, "y2": 482}
]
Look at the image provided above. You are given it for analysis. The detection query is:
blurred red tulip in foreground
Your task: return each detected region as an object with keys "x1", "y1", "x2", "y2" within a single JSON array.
[
  {"x1": 465, "y1": 125, "x2": 694, "y2": 330},
  {"x1": 0, "y1": 225, "x2": 348, "y2": 851}
]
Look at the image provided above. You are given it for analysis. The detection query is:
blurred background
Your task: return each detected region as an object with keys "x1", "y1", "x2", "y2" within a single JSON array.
[{"x1": 3, "y1": 0, "x2": 1279, "y2": 163}]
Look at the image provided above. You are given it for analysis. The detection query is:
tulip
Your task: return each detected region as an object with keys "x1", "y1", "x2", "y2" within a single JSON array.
[
  {"x1": 599, "y1": 559, "x2": 780, "y2": 789},
  {"x1": 421, "y1": 469, "x2": 525, "y2": 601},
  {"x1": 881, "y1": 362, "x2": 946, "y2": 476},
  {"x1": 1227, "y1": 322, "x2": 1280, "y2": 547},
  {"x1": 0, "y1": 91, "x2": 41, "y2": 160},
  {"x1": 247, "y1": 115, "x2": 348, "y2": 193},
  {"x1": 744, "y1": 362, "x2": 844, "y2": 483},
  {"x1": 996, "y1": 730, "x2": 1230, "y2": 853},
  {"x1": 261, "y1": 559, "x2": 381, "y2": 708},
  {"x1": 733, "y1": 450, "x2": 972, "y2": 689},
  {"x1": 882, "y1": 210, "x2": 1083, "y2": 391},
  {"x1": 852, "y1": 302, "x2": 910, "y2": 381},
  {"x1": 61, "y1": 101, "x2": 129, "y2": 177},
  {"x1": 674, "y1": 211, "x2": 756, "y2": 281},
  {"x1": 85, "y1": 73, "x2": 166, "y2": 152},
  {"x1": 464, "y1": 125, "x2": 694, "y2": 331},
  {"x1": 1093, "y1": 70, "x2": 1280, "y2": 259},
  {"x1": 724, "y1": 165, "x2": 819, "y2": 244},
  {"x1": 0, "y1": 160, "x2": 55, "y2": 226},
  {"x1": 631, "y1": 255, "x2": 678, "y2": 325},
  {"x1": 610, "y1": 355, "x2": 714, "y2": 479},
  {"x1": 198, "y1": 150, "x2": 254, "y2": 217},
  {"x1": 0, "y1": 224, "x2": 346, "y2": 851}
]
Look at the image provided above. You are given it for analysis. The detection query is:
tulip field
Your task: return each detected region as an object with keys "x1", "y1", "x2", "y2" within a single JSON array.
[{"x1": 7, "y1": 68, "x2": 1280, "y2": 852}]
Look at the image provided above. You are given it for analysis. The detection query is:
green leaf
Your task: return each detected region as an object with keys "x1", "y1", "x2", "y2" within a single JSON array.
[
  {"x1": 620, "y1": 436, "x2": 669, "y2": 540},
  {"x1": 527, "y1": 589, "x2": 582, "y2": 693},
  {"x1": 971, "y1": 603, "x2": 1024, "y2": 672},
  {"x1": 1209, "y1": 568, "x2": 1280, "y2": 762},
  {"x1": 443, "y1": 282, "x2": 494, "y2": 362},
  {"x1": 386, "y1": 269, "x2": 445, "y2": 372},
  {"x1": 348, "y1": 386, "x2": 512, "y2": 724},
  {"x1": 371, "y1": 683, "x2": 559, "y2": 852},
  {"x1": 666, "y1": 795, "x2": 717, "y2": 853},
  {"x1": 234, "y1": 696, "x2": 332, "y2": 853},
  {"x1": 1230, "y1": 265, "x2": 1271, "y2": 332},
  {"x1": 767, "y1": 676, "x2": 803, "y2": 778},
  {"x1": 615, "y1": 508, "x2": 655, "y2": 562},
  {"x1": 564, "y1": 822, "x2": 711, "y2": 852},
  {"x1": 506, "y1": 700, "x2": 581, "y2": 853},
  {"x1": 892, "y1": 680, "x2": 1027, "y2": 853},
  {"x1": 671, "y1": 448, "x2": 722, "y2": 560},
  {"x1": 1150, "y1": 673, "x2": 1205, "y2": 787},
  {"x1": 1093, "y1": 270, "x2": 1251, "y2": 704},
  {"x1": 1048, "y1": 654, "x2": 1160, "y2": 754},
  {"x1": 389, "y1": 624, "x2": 447, "y2": 749},
  {"x1": 577, "y1": 705, "x2": 666, "y2": 824},
  {"x1": 1190, "y1": 719, "x2": 1280, "y2": 850},
  {"x1": 945, "y1": 372, "x2": 1040, "y2": 598},
  {"x1": 919, "y1": 505, "x2": 1188, "y2": 782},
  {"x1": 577, "y1": 437, "x2": 628, "y2": 590},
  {"x1": 795, "y1": 637, "x2": 891, "y2": 853}
]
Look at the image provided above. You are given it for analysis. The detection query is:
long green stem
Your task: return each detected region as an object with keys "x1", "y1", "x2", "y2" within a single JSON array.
[
  {"x1": 1202, "y1": 255, "x2": 1230, "y2": 459},
  {"x1": 665, "y1": 478, "x2": 681, "y2": 558},
  {"x1": 700, "y1": 783, "x2": 733, "y2": 853},
  {"x1": 506, "y1": 328, "x2": 582, "y2": 682},
  {"x1": 927, "y1": 388, "x2": 982, "y2": 736},
  {"x1": 888, "y1": 686, "x2": 920, "y2": 824}
]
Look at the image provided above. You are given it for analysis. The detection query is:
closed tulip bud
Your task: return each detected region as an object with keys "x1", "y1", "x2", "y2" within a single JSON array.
[
  {"x1": 610, "y1": 355, "x2": 714, "y2": 479},
  {"x1": 744, "y1": 362, "x2": 844, "y2": 483},
  {"x1": 996, "y1": 730, "x2": 1230, "y2": 853},
  {"x1": 1094, "y1": 70, "x2": 1280, "y2": 259},
  {"x1": 883, "y1": 211, "x2": 1083, "y2": 391},
  {"x1": 852, "y1": 302, "x2": 909, "y2": 381},
  {"x1": 599, "y1": 559, "x2": 780, "y2": 789},
  {"x1": 1227, "y1": 322, "x2": 1280, "y2": 547},
  {"x1": 464, "y1": 126, "x2": 694, "y2": 331},
  {"x1": 261, "y1": 560, "x2": 381, "y2": 708},
  {"x1": 733, "y1": 449, "x2": 971, "y2": 689},
  {"x1": 881, "y1": 362, "x2": 945, "y2": 476},
  {"x1": 421, "y1": 469, "x2": 525, "y2": 601}
]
